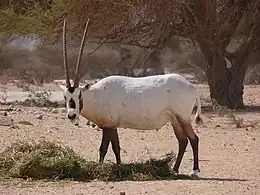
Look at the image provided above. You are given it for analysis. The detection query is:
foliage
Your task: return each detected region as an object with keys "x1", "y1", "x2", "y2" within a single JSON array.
[
  {"x1": 0, "y1": 0, "x2": 196, "y2": 46},
  {"x1": 0, "y1": 140, "x2": 191, "y2": 181},
  {"x1": 0, "y1": 0, "x2": 76, "y2": 42}
]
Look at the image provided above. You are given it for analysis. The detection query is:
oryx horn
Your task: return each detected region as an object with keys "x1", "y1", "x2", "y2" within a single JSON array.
[
  {"x1": 63, "y1": 18, "x2": 71, "y2": 88},
  {"x1": 73, "y1": 18, "x2": 90, "y2": 87}
]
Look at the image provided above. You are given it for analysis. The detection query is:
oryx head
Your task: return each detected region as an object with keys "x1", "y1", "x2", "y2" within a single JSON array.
[{"x1": 59, "y1": 18, "x2": 90, "y2": 122}]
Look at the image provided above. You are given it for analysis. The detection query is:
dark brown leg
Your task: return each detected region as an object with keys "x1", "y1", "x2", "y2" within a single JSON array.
[
  {"x1": 171, "y1": 119, "x2": 188, "y2": 173},
  {"x1": 110, "y1": 128, "x2": 121, "y2": 164},
  {"x1": 180, "y1": 122, "x2": 200, "y2": 176},
  {"x1": 99, "y1": 128, "x2": 111, "y2": 163}
]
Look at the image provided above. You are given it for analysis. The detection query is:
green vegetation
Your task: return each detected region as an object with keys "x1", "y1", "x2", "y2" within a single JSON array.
[
  {"x1": 0, "y1": 0, "x2": 76, "y2": 38},
  {"x1": 0, "y1": 140, "x2": 191, "y2": 181}
]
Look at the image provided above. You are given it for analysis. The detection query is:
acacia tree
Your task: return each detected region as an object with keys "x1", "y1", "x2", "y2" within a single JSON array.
[
  {"x1": 1, "y1": 0, "x2": 260, "y2": 108},
  {"x1": 77, "y1": 0, "x2": 260, "y2": 109},
  {"x1": 194, "y1": 0, "x2": 260, "y2": 109}
]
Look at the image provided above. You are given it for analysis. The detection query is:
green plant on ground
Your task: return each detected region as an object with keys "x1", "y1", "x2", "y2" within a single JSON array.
[{"x1": 0, "y1": 140, "x2": 191, "y2": 181}]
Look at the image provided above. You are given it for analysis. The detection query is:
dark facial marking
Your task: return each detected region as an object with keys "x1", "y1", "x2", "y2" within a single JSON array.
[
  {"x1": 69, "y1": 98, "x2": 76, "y2": 109},
  {"x1": 68, "y1": 87, "x2": 76, "y2": 93},
  {"x1": 66, "y1": 86, "x2": 83, "y2": 111},
  {"x1": 63, "y1": 96, "x2": 66, "y2": 107},
  {"x1": 79, "y1": 92, "x2": 83, "y2": 112}
]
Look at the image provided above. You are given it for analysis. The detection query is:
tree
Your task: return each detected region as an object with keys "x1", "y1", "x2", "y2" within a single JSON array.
[
  {"x1": 194, "y1": 0, "x2": 260, "y2": 109},
  {"x1": 1, "y1": 0, "x2": 260, "y2": 108}
]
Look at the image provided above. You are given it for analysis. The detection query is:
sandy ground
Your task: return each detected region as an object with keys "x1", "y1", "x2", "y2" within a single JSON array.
[{"x1": 0, "y1": 83, "x2": 259, "y2": 195}]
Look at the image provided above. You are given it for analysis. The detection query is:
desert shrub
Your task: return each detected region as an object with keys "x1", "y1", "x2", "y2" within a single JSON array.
[
  {"x1": 13, "y1": 60, "x2": 62, "y2": 85},
  {"x1": 26, "y1": 87, "x2": 54, "y2": 106},
  {"x1": 0, "y1": 140, "x2": 190, "y2": 181}
]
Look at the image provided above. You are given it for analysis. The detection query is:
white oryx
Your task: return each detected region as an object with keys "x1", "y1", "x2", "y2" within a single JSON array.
[{"x1": 59, "y1": 18, "x2": 203, "y2": 178}]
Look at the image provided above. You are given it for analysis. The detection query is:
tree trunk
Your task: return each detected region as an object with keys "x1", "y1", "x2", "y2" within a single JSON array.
[{"x1": 205, "y1": 52, "x2": 248, "y2": 109}]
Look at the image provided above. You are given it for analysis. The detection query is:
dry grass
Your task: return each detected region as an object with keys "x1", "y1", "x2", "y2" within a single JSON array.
[{"x1": 0, "y1": 140, "x2": 190, "y2": 182}]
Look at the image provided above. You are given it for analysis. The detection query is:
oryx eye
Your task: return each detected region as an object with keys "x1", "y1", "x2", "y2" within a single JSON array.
[
  {"x1": 64, "y1": 96, "x2": 66, "y2": 100},
  {"x1": 79, "y1": 93, "x2": 82, "y2": 99}
]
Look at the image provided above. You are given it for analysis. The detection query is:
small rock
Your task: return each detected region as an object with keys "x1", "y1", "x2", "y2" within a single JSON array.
[
  {"x1": 10, "y1": 125, "x2": 19, "y2": 129},
  {"x1": 120, "y1": 192, "x2": 126, "y2": 195},
  {"x1": 8, "y1": 105, "x2": 14, "y2": 110},
  {"x1": 51, "y1": 127, "x2": 59, "y2": 130},
  {"x1": 0, "y1": 116, "x2": 13, "y2": 126},
  {"x1": 0, "y1": 111, "x2": 7, "y2": 116},
  {"x1": 17, "y1": 120, "x2": 34, "y2": 126},
  {"x1": 37, "y1": 114, "x2": 43, "y2": 120},
  {"x1": 51, "y1": 109, "x2": 58, "y2": 114}
]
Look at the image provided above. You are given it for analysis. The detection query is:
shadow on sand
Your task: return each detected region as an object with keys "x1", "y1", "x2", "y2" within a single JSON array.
[
  {"x1": 198, "y1": 177, "x2": 248, "y2": 182},
  {"x1": 199, "y1": 105, "x2": 260, "y2": 114}
]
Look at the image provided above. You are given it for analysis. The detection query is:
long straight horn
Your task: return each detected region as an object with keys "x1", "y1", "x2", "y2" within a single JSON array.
[
  {"x1": 73, "y1": 18, "x2": 90, "y2": 87},
  {"x1": 63, "y1": 18, "x2": 71, "y2": 88}
]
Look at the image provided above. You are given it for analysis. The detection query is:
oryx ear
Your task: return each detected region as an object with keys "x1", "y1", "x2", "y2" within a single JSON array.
[
  {"x1": 59, "y1": 84, "x2": 67, "y2": 91},
  {"x1": 84, "y1": 83, "x2": 91, "y2": 89},
  {"x1": 79, "y1": 83, "x2": 91, "y2": 92}
]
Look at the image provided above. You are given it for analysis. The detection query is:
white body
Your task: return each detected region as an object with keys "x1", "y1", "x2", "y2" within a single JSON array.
[{"x1": 79, "y1": 74, "x2": 201, "y2": 130}]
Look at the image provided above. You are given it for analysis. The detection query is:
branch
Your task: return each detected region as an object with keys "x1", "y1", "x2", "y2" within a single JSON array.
[
  {"x1": 218, "y1": 0, "x2": 253, "y2": 48},
  {"x1": 89, "y1": 38, "x2": 158, "y2": 49},
  {"x1": 235, "y1": 8, "x2": 260, "y2": 72},
  {"x1": 193, "y1": 0, "x2": 217, "y2": 45},
  {"x1": 237, "y1": 25, "x2": 260, "y2": 65}
]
